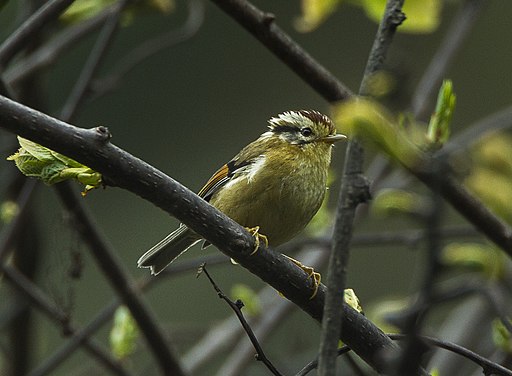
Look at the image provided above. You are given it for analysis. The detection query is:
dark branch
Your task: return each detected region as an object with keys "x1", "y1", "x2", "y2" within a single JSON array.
[
  {"x1": 391, "y1": 334, "x2": 512, "y2": 376},
  {"x1": 209, "y1": 0, "x2": 353, "y2": 102},
  {"x1": 0, "y1": 95, "x2": 396, "y2": 372},
  {"x1": 318, "y1": 1, "x2": 404, "y2": 375},
  {"x1": 298, "y1": 334, "x2": 512, "y2": 376}
]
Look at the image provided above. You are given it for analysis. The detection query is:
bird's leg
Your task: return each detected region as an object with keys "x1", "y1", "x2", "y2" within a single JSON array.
[
  {"x1": 284, "y1": 255, "x2": 321, "y2": 299},
  {"x1": 245, "y1": 226, "x2": 269, "y2": 255}
]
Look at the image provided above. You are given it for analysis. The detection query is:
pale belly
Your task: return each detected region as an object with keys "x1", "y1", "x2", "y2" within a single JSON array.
[{"x1": 210, "y1": 171, "x2": 327, "y2": 246}]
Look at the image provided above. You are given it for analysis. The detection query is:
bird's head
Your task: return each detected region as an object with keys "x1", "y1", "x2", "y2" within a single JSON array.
[{"x1": 267, "y1": 110, "x2": 346, "y2": 146}]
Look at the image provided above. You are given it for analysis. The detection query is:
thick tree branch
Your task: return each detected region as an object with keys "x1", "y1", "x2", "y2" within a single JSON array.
[{"x1": 0, "y1": 95, "x2": 395, "y2": 372}]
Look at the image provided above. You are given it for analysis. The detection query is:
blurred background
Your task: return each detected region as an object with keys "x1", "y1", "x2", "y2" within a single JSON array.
[{"x1": 1, "y1": 0, "x2": 512, "y2": 375}]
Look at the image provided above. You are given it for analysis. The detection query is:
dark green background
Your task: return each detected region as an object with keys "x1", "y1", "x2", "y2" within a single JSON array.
[{"x1": 1, "y1": 0, "x2": 511, "y2": 374}]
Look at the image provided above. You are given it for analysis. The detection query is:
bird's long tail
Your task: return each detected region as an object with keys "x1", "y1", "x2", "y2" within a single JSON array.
[{"x1": 137, "y1": 225, "x2": 201, "y2": 275}]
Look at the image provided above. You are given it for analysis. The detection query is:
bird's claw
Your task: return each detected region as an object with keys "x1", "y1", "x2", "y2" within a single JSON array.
[
  {"x1": 285, "y1": 255, "x2": 321, "y2": 299},
  {"x1": 245, "y1": 226, "x2": 268, "y2": 255}
]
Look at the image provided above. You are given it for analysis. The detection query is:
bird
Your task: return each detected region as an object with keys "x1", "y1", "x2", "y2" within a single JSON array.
[{"x1": 137, "y1": 110, "x2": 346, "y2": 295}]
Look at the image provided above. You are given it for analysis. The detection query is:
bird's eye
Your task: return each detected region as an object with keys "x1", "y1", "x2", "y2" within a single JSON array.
[{"x1": 300, "y1": 127, "x2": 313, "y2": 137}]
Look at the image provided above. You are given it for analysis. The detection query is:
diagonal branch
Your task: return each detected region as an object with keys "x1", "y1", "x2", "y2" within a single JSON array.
[
  {"x1": 209, "y1": 0, "x2": 353, "y2": 102},
  {"x1": 0, "y1": 95, "x2": 396, "y2": 372}
]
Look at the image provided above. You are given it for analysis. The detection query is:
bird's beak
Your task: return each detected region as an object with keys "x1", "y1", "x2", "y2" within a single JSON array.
[{"x1": 321, "y1": 133, "x2": 347, "y2": 144}]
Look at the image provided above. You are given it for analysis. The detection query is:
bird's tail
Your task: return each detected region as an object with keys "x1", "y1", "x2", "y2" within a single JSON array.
[{"x1": 137, "y1": 225, "x2": 201, "y2": 275}]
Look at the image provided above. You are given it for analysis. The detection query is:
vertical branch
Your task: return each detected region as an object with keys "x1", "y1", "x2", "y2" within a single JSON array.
[
  {"x1": 317, "y1": 1, "x2": 405, "y2": 375},
  {"x1": 396, "y1": 158, "x2": 445, "y2": 375}
]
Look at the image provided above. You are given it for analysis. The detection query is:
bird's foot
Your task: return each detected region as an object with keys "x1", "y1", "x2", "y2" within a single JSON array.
[
  {"x1": 284, "y1": 255, "x2": 321, "y2": 299},
  {"x1": 245, "y1": 226, "x2": 269, "y2": 255}
]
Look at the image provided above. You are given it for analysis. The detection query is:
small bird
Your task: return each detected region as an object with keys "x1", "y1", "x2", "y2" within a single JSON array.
[{"x1": 138, "y1": 110, "x2": 345, "y2": 293}]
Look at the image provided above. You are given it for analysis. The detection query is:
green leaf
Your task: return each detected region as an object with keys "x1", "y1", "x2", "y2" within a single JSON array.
[
  {"x1": 7, "y1": 136, "x2": 102, "y2": 195},
  {"x1": 427, "y1": 80, "x2": 456, "y2": 148},
  {"x1": 0, "y1": 201, "x2": 19, "y2": 224},
  {"x1": 466, "y1": 132, "x2": 512, "y2": 224},
  {"x1": 344, "y1": 288, "x2": 363, "y2": 314},
  {"x1": 332, "y1": 98, "x2": 425, "y2": 169},
  {"x1": 60, "y1": 0, "x2": 116, "y2": 24},
  {"x1": 492, "y1": 318, "x2": 512, "y2": 354},
  {"x1": 110, "y1": 306, "x2": 139, "y2": 359},
  {"x1": 441, "y1": 242, "x2": 504, "y2": 278},
  {"x1": 60, "y1": 0, "x2": 174, "y2": 25},
  {"x1": 372, "y1": 188, "x2": 428, "y2": 217},
  {"x1": 294, "y1": 0, "x2": 341, "y2": 32}
]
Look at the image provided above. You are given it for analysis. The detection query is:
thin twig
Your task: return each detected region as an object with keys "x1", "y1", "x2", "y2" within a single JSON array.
[
  {"x1": 0, "y1": 0, "x2": 77, "y2": 69},
  {"x1": 199, "y1": 264, "x2": 283, "y2": 376},
  {"x1": 318, "y1": 1, "x2": 404, "y2": 375},
  {"x1": 212, "y1": 249, "x2": 328, "y2": 376},
  {"x1": 298, "y1": 334, "x2": 512, "y2": 376},
  {"x1": 368, "y1": 0, "x2": 487, "y2": 195},
  {"x1": 391, "y1": 334, "x2": 512, "y2": 376}
]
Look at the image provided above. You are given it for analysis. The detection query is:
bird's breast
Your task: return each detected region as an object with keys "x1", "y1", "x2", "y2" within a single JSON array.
[{"x1": 210, "y1": 149, "x2": 330, "y2": 246}]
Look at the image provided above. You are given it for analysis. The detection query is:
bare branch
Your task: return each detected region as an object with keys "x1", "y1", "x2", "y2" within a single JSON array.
[
  {"x1": 209, "y1": 0, "x2": 353, "y2": 102},
  {"x1": 318, "y1": 1, "x2": 404, "y2": 375}
]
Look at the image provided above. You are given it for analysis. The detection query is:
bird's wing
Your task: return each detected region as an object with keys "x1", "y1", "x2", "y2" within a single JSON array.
[{"x1": 197, "y1": 158, "x2": 250, "y2": 201}]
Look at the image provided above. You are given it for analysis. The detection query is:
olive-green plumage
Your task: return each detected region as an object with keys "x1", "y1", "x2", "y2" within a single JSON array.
[{"x1": 138, "y1": 110, "x2": 345, "y2": 275}]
